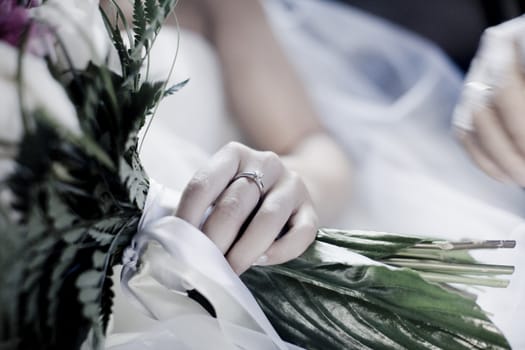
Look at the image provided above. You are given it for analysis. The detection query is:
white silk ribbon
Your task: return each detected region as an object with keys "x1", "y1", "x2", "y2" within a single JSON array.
[{"x1": 117, "y1": 180, "x2": 298, "y2": 350}]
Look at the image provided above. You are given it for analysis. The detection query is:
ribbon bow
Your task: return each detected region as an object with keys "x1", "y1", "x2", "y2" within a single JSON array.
[{"x1": 117, "y1": 180, "x2": 298, "y2": 349}]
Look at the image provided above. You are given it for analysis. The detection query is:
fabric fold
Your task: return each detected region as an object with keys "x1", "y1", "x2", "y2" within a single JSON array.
[{"x1": 113, "y1": 180, "x2": 296, "y2": 350}]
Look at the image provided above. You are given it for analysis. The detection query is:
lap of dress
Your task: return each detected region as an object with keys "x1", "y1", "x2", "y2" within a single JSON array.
[{"x1": 118, "y1": 1, "x2": 525, "y2": 347}]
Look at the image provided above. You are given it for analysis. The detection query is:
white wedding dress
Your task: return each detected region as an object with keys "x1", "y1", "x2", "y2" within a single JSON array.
[{"x1": 108, "y1": 0, "x2": 525, "y2": 348}]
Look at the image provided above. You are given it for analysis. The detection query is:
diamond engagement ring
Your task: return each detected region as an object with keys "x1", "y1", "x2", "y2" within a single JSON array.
[{"x1": 232, "y1": 171, "x2": 264, "y2": 196}]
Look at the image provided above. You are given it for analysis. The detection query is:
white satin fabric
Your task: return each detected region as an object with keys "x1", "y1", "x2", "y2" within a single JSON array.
[
  {"x1": 107, "y1": 181, "x2": 300, "y2": 350},
  {"x1": 109, "y1": 0, "x2": 525, "y2": 348}
]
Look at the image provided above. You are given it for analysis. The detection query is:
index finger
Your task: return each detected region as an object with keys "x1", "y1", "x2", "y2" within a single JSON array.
[{"x1": 176, "y1": 143, "x2": 244, "y2": 226}]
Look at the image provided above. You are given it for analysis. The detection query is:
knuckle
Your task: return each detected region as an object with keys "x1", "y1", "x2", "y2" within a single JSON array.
[
  {"x1": 288, "y1": 170, "x2": 301, "y2": 183},
  {"x1": 261, "y1": 150, "x2": 281, "y2": 165},
  {"x1": 184, "y1": 172, "x2": 210, "y2": 196},
  {"x1": 288, "y1": 171, "x2": 307, "y2": 192},
  {"x1": 297, "y1": 208, "x2": 319, "y2": 243},
  {"x1": 215, "y1": 195, "x2": 244, "y2": 219},
  {"x1": 259, "y1": 199, "x2": 284, "y2": 217},
  {"x1": 261, "y1": 151, "x2": 284, "y2": 175},
  {"x1": 224, "y1": 141, "x2": 246, "y2": 154}
]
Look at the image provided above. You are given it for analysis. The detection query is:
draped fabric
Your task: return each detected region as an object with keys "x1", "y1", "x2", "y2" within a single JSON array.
[{"x1": 107, "y1": 181, "x2": 299, "y2": 349}]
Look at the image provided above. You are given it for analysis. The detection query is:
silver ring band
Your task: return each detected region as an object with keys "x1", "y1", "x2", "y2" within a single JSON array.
[{"x1": 232, "y1": 171, "x2": 264, "y2": 195}]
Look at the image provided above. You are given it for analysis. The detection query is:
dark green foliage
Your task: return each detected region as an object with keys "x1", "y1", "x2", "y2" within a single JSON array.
[
  {"x1": 243, "y1": 233, "x2": 511, "y2": 350},
  {"x1": 0, "y1": 109, "x2": 144, "y2": 350},
  {"x1": 101, "y1": 0, "x2": 177, "y2": 83},
  {"x1": 132, "y1": 0, "x2": 147, "y2": 48},
  {"x1": 0, "y1": 1, "x2": 178, "y2": 349}
]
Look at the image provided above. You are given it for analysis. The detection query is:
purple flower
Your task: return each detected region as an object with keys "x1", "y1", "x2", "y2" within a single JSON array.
[{"x1": 0, "y1": 0, "x2": 47, "y2": 54}]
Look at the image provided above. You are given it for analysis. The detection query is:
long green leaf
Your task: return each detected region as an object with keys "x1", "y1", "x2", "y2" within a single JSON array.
[
  {"x1": 244, "y1": 260, "x2": 509, "y2": 349},
  {"x1": 243, "y1": 231, "x2": 512, "y2": 349}
]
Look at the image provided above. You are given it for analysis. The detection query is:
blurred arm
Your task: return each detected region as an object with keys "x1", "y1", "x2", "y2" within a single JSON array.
[
  {"x1": 104, "y1": 0, "x2": 353, "y2": 223},
  {"x1": 175, "y1": 0, "x2": 352, "y2": 223}
]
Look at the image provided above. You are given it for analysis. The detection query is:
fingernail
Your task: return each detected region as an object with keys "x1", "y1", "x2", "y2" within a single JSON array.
[{"x1": 253, "y1": 254, "x2": 268, "y2": 266}]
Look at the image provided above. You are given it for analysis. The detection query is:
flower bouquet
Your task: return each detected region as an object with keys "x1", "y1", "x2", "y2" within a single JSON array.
[{"x1": 0, "y1": 1, "x2": 516, "y2": 349}]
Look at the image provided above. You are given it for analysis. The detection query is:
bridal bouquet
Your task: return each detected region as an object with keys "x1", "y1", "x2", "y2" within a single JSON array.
[{"x1": 0, "y1": 1, "x2": 516, "y2": 349}]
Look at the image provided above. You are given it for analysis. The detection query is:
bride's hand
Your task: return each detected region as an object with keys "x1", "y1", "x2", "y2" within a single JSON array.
[
  {"x1": 455, "y1": 43, "x2": 525, "y2": 186},
  {"x1": 175, "y1": 142, "x2": 318, "y2": 274}
]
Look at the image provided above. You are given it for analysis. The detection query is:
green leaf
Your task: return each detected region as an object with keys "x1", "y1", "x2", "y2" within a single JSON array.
[
  {"x1": 92, "y1": 250, "x2": 107, "y2": 269},
  {"x1": 243, "y1": 231, "x2": 512, "y2": 350},
  {"x1": 76, "y1": 134, "x2": 115, "y2": 170},
  {"x1": 26, "y1": 205, "x2": 47, "y2": 239},
  {"x1": 145, "y1": 0, "x2": 159, "y2": 24},
  {"x1": 87, "y1": 229, "x2": 114, "y2": 245},
  {"x1": 111, "y1": 24, "x2": 131, "y2": 76},
  {"x1": 244, "y1": 262, "x2": 509, "y2": 350},
  {"x1": 94, "y1": 217, "x2": 126, "y2": 235},
  {"x1": 164, "y1": 78, "x2": 189, "y2": 97},
  {"x1": 79, "y1": 288, "x2": 100, "y2": 303},
  {"x1": 160, "y1": 0, "x2": 176, "y2": 17},
  {"x1": 317, "y1": 228, "x2": 424, "y2": 259},
  {"x1": 82, "y1": 303, "x2": 99, "y2": 320},
  {"x1": 47, "y1": 187, "x2": 76, "y2": 229},
  {"x1": 26, "y1": 249, "x2": 49, "y2": 270},
  {"x1": 24, "y1": 287, "x2": 40, "y2": 325},
  {"x1": 99, "y1": 8, "x2": 131, "y2": 78},
  {"x1": 63, "y1": 228, "x2": 85, "y2": 244},
  {"x1": 76, "y1": 270, "x2": 103, "y2": 288},
  {"x1": 30, "y1": 236, "x2": 55, "y2": 254},
  {"x1": 22, "y1": 265, "x2": 44, "y2": 291},
  {"x1": 132, "y1": 0, "x2": 147, "y2": 47},
  {"x1": 47, "y1": 245, "x2": 79, "y2": 327},
  {"x1": 120, "y1": 153, "x2": 149, "y2": 209}
]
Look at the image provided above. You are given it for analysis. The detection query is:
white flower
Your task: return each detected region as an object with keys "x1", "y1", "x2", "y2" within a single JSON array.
[
  {"x1": 31, "y1": 0, "x2": 117, "y2": 71},
  {"x1": 0, "y1": 42, "x2": 80, "y2": 180}
]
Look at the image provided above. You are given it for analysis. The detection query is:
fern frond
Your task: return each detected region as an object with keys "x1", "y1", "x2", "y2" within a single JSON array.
[
  {"x1": 132, "y1": 0, "x2": 147, "y2": 48},
  {"x1": 145, "y1": 0, "x2": 159, "y2": 25},
  {"x1": 164, "y1": 78, "x2": 189, "y2": 97}
]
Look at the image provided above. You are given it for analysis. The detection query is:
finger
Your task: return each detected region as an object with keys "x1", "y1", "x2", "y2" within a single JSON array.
[
  {"x1": 200, "y1": 179, "x2": 260, "y2": 253},
  {"x1": 200, "y1": 150, "x2": 284, "y2": 252},
  {"x1": 455, "y1": 128, "x2": 509, "y2": 182},
  {"x1": 201, "y1": 174, "x2": 276, "y2": 253},
  {"x1": 492, "y1": 40, "x2": 525, "y2": 155},
  {"x1": 256, "y1": 203, "x2": 318, "y2": 266},
  {"x1": 176, "y1": 142, "x2": 244, "y2": 226},
  {"x1": 226, "y1": 173, "x2": 305, "y2": 274},
  {"x1": 473, "y1": 105, "x2": 525, "y2": 185}
]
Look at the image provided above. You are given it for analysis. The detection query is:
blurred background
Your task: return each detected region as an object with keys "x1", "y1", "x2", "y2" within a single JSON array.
[{"x1": 335, "y1": 0, "x2": 525, "y2": 70}]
